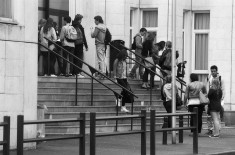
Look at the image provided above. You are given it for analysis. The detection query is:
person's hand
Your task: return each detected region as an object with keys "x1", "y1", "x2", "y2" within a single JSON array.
[{"x1": 86, "y1": 48, "x2": 88, "y2": 51}]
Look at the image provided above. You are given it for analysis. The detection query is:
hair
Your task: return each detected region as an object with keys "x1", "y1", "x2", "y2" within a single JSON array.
[
  {"x1": 43, "y1": 18, "x2": 54, "y2": 34},
  {"x1": 155, "y1": 41, "x2": 165, "y2": 51},
  {"x1": 64, "y1": 16, "x2": 71, "y2": 23},
  {"x1": 74, "y1": 14, "x2": 83, "y2": 21},
  {"x1": 140, "y1": 28, "x2": 147, "y2": 32},
  {"x1": 210, "y1": 65, "x2": 218, "y2": 71},
  {"x1": 165, "y1": 75, "x2": 172, "y2": 83},
  {"x1": 94, "y1": 15, "x2": 104, "y2": 23},
  {"x1": 211, "y1": 79, "x2": 220, "y2": 90},
  {"x1": 145, "y1": 32, "x2": 156, "y2": 42},
  {"x1": 38, "y1": 18, "x2": 47, "y2": 26},
  {"x1": 166, "y1": 41, "x2": 172, "y2": 49},
  {"x1": 116, "y1": 49, "x2": 128, "y2": 61},
  {"x1": 190, "y1": 73, "x2": 199, "y2": 82}
]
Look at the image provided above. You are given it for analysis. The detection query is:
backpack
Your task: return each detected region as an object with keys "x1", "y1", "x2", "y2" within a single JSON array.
[
  {"x1": 104, "y1": 28, "x2": 112, "y2": 45},
  {"x1": 74, "y1": 27, "x2": 83, "y2": 45},
  {"x1": 131, "y1": 35, "x2": 141, "y2": 50},
  {"x1": 159, "y1": 49, "x2": 172, "y2": 70},
  {"x1": 65, "y1": 26, "x2": 78, "y2": 42}
]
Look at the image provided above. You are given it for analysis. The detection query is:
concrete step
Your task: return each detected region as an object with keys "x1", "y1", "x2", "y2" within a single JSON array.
[
  {"x1": 46, "y1": 105, "x2": 165, "y2": 113},
  {"x1": 38, "y1": 93, "x2": 161, "y2": 100},
  {"x1": 38, "y1": 99, "x2": 163, "y2": 106}
]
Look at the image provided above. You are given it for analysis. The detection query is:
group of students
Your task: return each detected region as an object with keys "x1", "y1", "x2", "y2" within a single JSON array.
[
  {"x1": 160, "y1": 65, "x2": 225, "y2": 138},
  {"x1": 38, "y1": 15, "x2": 109, "y2": 78}
]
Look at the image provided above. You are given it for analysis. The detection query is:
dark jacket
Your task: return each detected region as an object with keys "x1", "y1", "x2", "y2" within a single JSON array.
[
  {"x1": 141, "y1": 40, "x2": 153, "y2": 57},
  {"x1": 72, "y1": 21, "x2": 88, "y2": 49},
  {"x1": 208, "y1": 88, "x2": 222, "y2": 112}
]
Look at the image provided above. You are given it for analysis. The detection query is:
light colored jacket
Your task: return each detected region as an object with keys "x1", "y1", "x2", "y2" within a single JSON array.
[
  {"x1": 40, "y1": 27, "x2": 57, "y2": 51},
  {"x1": 163, "y1": 83, "x2": 178, "y2": 101},
  {"x1": 113, "y1": 59, "x2": 127, "y2": 79},
  {"x1": 135, "y1": 33, "x2": 143, "y2": 56},
  {"x1": 91, "y1": 23, "x2": 106, "y2": 45},
  {"x1": 60, "y1": 24, "x2": 75, "y2": 47},
  {"x1": 184, "y1": 81, "x2": 207, "y2": 102}
]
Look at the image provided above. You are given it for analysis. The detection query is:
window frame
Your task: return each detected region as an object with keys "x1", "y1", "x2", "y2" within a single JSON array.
[
  {"x1": 0, "y1": 0, "x2": 16, "y2": 24},
  {"x1": 191, "y1": 11, "x2": 210, "y2": 74}
]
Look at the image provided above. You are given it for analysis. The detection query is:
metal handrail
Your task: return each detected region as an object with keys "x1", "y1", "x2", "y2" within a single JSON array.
[
  {"x1": 17, "y1": 114, "x2": 86, "y2": 155},
  {"x1": 0, "y1": 116, "x2": 10, "y2": 155},
  {"x1": 90, "y1": 110, "x2": 147, "y2": 155}
]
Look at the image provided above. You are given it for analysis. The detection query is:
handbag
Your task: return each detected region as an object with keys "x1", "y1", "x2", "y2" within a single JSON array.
[
  {"x1": 144, "y1": 57, "x2": 155, "y2": 68},
  {"x1": 199, "y1": 90, "x2": 210, "y2": 105}
]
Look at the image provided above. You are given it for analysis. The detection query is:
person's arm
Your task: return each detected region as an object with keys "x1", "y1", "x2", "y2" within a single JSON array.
[
  {"x1": 113, "y1": 59, "x2": 118, "y2": 78},
  {"x1": 135, "y1": 35, "x2": 143, "y2": 49},
  {"x1": 91, "y1": 27, "x2": 99, "y2": 38},
  {"x1": 60, "y1": 26, "x2": 65, "y2": 42},
  {"x1": 51, "y1": 28, "x2": 57, "y2": 41},
  {"x1": 183, "y1": 86, "x2": 189, "y2": 106},
  {"x1": 221, "y1": 79, "x2": 225, "y2": 100},
  {"x1": 82, "y1": 28, "x2": 88, "y2": 49}
]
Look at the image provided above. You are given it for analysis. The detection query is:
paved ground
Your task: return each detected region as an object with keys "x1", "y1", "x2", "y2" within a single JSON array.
[{"x1": 7, "y1": 128, "x2": 235, "y2": 155}]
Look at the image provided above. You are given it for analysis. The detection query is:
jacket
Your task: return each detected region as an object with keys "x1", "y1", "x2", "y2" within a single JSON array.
[
  {"x1": 141, "y1": 39, "x2": 153, "y2": 57},
  {"x1": 208, "y1": 88, "x2": 222, "y2": 112},
  {"x1": 184, "y1": 81, "x2": 207, "y2": 100},
  {"x1": 91, "y1": 23, "x2": 106, "y2": 45},
  {"x1": 60, "y1": 24, "x2": 75, "y2": 48},
  {"x1": 163, "y1": 83, "x2": 178, "y2": 101},
  {"x1": 40, "y1": 27, "x2": 57, "y2": 51},
  {"x1": 113, "y1": 59, "x2": 127, "y2": 79},
  {"x1": 72, "y1": 21, "x2": 88, "y2": 49}
]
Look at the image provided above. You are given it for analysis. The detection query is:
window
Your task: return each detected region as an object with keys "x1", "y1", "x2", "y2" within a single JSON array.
[
  {"x1": 0, "y1": 0, "x2": 12, "y2": 18},
  {"x1": 192, "y1": 12, "x2": 210, "y2": 72}
]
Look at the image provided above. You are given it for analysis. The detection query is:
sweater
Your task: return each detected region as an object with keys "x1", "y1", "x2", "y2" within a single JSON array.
[{"x1": 91, "y1": 23, "x2": 106, "y2": 45}]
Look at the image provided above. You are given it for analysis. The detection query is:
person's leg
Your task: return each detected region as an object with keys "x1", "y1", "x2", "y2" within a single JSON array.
[
  {"x1": 210, "y1": 112, "x2": 220, "y2": 136},
  {"x1": 163, "y1": 101, "x2": 172, "y2": 128},
  {"x1": 117, "y1": 78, "x2": 129, "y2": 112},
  {"x1": 130, "y1": 50, "x2": 141, "y2": 77},
  {"x1": 188, "y1": 105, "x2": 194, "y2": 132},
  {"x1": 41, "y1": 51, "x2": 48, "y2": 75},
  {"x1": 75, "y1": 44, "x2": 84, "y2": 75},
  {"x1": 55, "y1": 48, "x2": 63, "y2": 75},
  {"x1": 62, "y1": 47, "x2": 68, "y2": 75},
  {"x1": 96, "y1": 44, "x2": 106, "y2": 75},
  {"x1": 197, "y1": 105, "x2": 204, "y2": 133},
  {"x1": 68, "y1": 47, "x2": 75, "y2": 75},
  {"x1": 150, "y1": 66, "x2": 156, "y2": 88}
]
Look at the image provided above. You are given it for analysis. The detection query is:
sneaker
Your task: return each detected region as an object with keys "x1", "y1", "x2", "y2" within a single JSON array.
[
  {"x1": 141, "y1": 83, "x2": 147, "y2": 89},
  {"x1": 209, "y1": 135, "x2": 220, "y2": 138},
  {"x1": 77, "y1": 74, "x2": 85, "y2": 78},
  {"x1": 44, "y1": 74, "x2": 48, "y2": 77},
  {"x1": 68, "y1": 73, "x2": 73, "y2": 76},
  {"x1": 50, "y1": 74, "x2": 57, "y2": 77},
  {"x1": 121, "y1": 106, "x2": 129, "y2": 113},
  {"x1": 205, "y1": 130, "x2": 213, "y2": 136},
  {"x1": 59, "y1": 73, "x2": 65, "y2": 76}
]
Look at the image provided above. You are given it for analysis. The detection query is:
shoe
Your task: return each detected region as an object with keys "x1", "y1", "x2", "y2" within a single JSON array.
[
  {"x1": 121, "y1": 106, "x2": 129, "y2": 113},
  {"x1": 146, "y1": 83, "x2": 150, "y2": 88},
  {"x1": 68, "y1": 73, "x2": 73, "y2": 76},
  {"x1": 129, "y1": 73, "x2": 135, "y2": 79},
  {"x1": 209, "y1": 135, "x2": 220, "y2": 138},
  {"x1": 50, "y1": 74, "x2": 57, "y2": 77},
  {"x1": 141, "y1": 83, "x2": 147, "y2": 89},
  {"x1": 44, "y1": 74, "x2": 48, "y2": 77},
  {"x1": 205, "y1": 130, "x2": 213, "y2": 136},
  {"x1": 59, "y1": 73, "x2": 65, "y2": 76},
  {"x1": 77, "y1": 74, "x2": 85, "y2": 78}
]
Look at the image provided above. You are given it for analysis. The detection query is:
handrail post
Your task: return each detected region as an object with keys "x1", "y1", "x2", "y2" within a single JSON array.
[
  {"x1": 150, "y1": 110, "x2": 155, "y2": 155},
  {"x1": 90, "y1": 113, "x2": 96, "y2": 155},
  {"x1": 79, "y1": 113, "x2": 86, "y2": 155},
  {"x1": 131, "y1": 100, "x2": 134, "y2": 131},
  {"x1": 193, "y1": 108, "x2": 198, "y2": 154},
  {"x1": 3, "y1": 116, "x2": 10, "y2": 155},
  {"x1": 75, "y1": 74, "x2": 78, "y2": 106},
  {"x1": 17, "y1": 115, "x2": 24, "y2": 155},
  {"x1": 141, "y1": 110, "x2": 146, "y2": 155},
  {"x1": 115, "y1": 98, "x2": 119, "y2": 132},
  {"x1": 47, "y1": 51, "x2": 50, "y2": 75},
  {"x1": 162, "y1": 117, "x2": 168, "y2": 145},
  {"x1": 179, "y1": 115, "x2": 184, "y2": 143}
]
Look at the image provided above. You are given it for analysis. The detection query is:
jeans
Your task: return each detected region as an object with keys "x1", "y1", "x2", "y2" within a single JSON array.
[
  {"x1": 143, "y1": 66, "x2": 155, "y2": 86},
  {"x1": 62, "y1": 46, "x2": 75, "y2": 74},
  {"x1": 74, "y1": 44, "x2": 84, "y2": 74},
  {"x1": 162, "y1": 101, "x2": 172, "y2": 128},
  {"x1": 188, "y1": 104, "x2": 204, "y2": 133},
  {"x1": 210, "y1": 111, "x2": 221, "y2": 135},
  {"x1": 130, "y1": 50, "x2": 144, "y2": 78},
  {"x1": 96, "y1": 44, "x2": 106, "y2": 74}
]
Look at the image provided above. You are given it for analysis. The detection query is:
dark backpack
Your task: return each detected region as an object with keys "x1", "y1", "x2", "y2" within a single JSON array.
[
  {"x1": 131, "y1": 35, "x2": 141, "y2": 50},
  {"x1": 104, "y1": 28, "x2": 112, "y2": 45}
]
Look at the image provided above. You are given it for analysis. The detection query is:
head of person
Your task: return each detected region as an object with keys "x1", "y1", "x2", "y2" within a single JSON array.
[
  {"x1": 139, "y1": 28, "x2": 147, "y2": 37},
  {"x1": 155, "y1": 41, "x2": 165, "y2": 51},
  {"x1": 64, "y1": 16, "x2": 71, "y2": 24},
  {"x1": 53, "y1": 22, "x2": 58, "y2": 31},
  {"x1": 43, "y1": 18, "x2": 54, "y2": 34},
  {"x1": 165, "y1": 75, "x2": 172, "y2": 84},
  {"x1": 145, "y1": 32, "x2": 156, "y2": 42},
  {"x1": 38, "y1": 18, "x2": 47, "y2": 30},
  {"x1": 94, "y1": 15, "x2": 103, "y2": 25},
  {"x1": 190, "y1": 73, "x2": 199, "y2": 82},
  {"x1": 165, "y1": 41, "x2": 172, "y2": 49},
  {"x1": 117, "y1": 49, "x2": 128, "y2": 61},
  {"x1": 74, "y1": 14, "x2": 83, "y2": 23},
  {"x1": 211, "y1": 79, "x2": 220, "y2": 90},
  {"x1": 210, "y1": 65, "x2": 218, "y2": 78}
]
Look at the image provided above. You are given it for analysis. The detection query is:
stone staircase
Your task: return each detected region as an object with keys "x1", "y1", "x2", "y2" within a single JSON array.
[{"x1": 37, "y1": 76, "x2": 223, "y2": 135}]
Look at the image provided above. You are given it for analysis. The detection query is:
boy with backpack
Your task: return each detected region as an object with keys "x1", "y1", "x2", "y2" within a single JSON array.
[
  {"x1": 205, "y1": 65, "x2": 225, "y2": 136},
  {"x1": 91, "y1": 15, "x2": 111, "y2": 79},
  {"x1": 60, "y1": 16, "x2": 76, "y2": 76}
]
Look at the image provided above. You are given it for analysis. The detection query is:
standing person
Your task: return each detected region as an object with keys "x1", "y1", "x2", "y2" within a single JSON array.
[
  {"x1": 141, "y1": 32, "x2": 156, "y2": 88},
  {"x1": 184, "y1": 73, "x2": 207, "y2": 135},
  {"x1": 162, "y1": 75, "x2": 179, "y2": 128},
  {"x1": 113, "y1": 49, "x2": 133, "y2": 112},
  {"x1": 205, "y1": 65, "x2": 225, "y2": 135},
  {"x1": 129, "y1": 28, "x2": 147, "y2": 79},
  {"x1": 60, "y1": 16, "x2": 75, "y2": 76},
  {"x1": 208, "y1": 79, "x2": 223, "y2": 138},
  {"x1": 91, "y1": 15, "x2": 107, "y2": 78},
  {"x1": 72, "y1": 14, "x2": 88, "y2": 78},
  {"x1": 39, "y1": 18, "x2": 58, "y2": 76}
]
